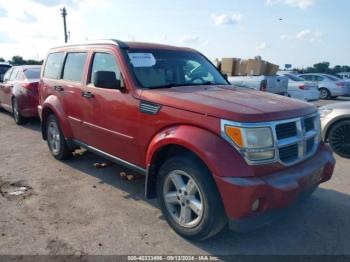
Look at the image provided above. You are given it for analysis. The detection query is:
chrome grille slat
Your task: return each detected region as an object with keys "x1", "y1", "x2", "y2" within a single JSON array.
[{"x1": 274, "y1": 115, "x2": 319, "y2": 165}]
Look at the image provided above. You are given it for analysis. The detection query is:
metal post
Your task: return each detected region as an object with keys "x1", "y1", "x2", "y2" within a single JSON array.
[{"x1": 60, "y1": 7, "x2": 68, "y2": 43}]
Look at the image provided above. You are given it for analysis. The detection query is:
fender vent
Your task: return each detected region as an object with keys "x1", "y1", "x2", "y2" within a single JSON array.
[{"x1": 140, "y1": 101, "x2": 161, "y2": 115}]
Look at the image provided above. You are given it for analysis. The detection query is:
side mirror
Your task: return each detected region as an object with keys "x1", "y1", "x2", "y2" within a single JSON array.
[
  {"x1": 223, "y1": 73, "x2": 228, "y2": 80},
  {"x1": 93, "y1": 71, "x2": 123, "y2": 90},
  {"x1": 0, "y1": 75, "x2": 4, "y2": 83}
]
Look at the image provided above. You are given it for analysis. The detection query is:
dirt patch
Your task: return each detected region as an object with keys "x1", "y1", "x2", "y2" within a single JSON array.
[
  {"x1": 46, "y1": 238, "x2": 88, "y2": 258},
  {"x1": 0, "y1": 178, "x2": 33, "y2": 200}
]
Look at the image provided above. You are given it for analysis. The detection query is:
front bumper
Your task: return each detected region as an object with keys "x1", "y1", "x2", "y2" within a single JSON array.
[{"x1": 214, "y1": 143, "x2": 335, "y2": 231}]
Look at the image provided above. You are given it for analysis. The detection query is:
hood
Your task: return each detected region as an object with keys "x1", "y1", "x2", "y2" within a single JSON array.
[{"x1": 140, "y1": 85, "x2": 316, "y2": 122}]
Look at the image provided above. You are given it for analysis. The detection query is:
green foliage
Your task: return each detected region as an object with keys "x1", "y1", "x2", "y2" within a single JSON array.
[
  {"x1": 313, "y1": 62, "x2": 330, "y2": 73},
  {"x1": 4, "y1": 55, "x2": 43, "y2": 65},
  {"x1": 0, "y1": 57, "x2": 5, "y2": 62},
  {"x1": 295, "y1": 62, "x2": 350, "y2": 75}
]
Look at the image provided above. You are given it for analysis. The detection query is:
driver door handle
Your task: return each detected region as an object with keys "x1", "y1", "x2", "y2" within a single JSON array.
[{"x1": 81, "y1": 91, "x2": 94, "y2": 99}]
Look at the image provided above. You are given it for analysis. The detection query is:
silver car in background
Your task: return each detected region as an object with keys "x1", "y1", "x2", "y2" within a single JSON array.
[
  {"x1": 319, "y1": 101, "x2": 350, "y2": 158},
  {"x1": 280, "y1": 73, "x2": 319, "y2": 101},
  {"x1": 299, "y1": 73, "x2": 350, "y2": 99}
]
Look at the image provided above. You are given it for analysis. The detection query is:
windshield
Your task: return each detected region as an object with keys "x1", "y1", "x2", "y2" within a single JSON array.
[
  {"x1": 0, "y1": 65, "x2": 11, "y2": 74},
  {"x1": 286, "y1": 74, "x2": 304, "y2": 82},
  {"x1": 23, "y1": 67, "x2": 41, "y2": 79},
  {"x1": 126, "y1": 49, "x2": 229, "y2": 89}
]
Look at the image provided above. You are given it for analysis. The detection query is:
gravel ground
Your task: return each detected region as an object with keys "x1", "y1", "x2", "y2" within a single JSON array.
[{"x1": 0, "y1": 97, "x2": 350, "y2": 256}]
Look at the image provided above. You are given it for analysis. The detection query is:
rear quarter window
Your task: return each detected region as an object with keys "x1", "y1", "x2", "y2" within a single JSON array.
[
  {"x1": 62, "y1": 52, "x2": 87, "y2": 82},
  {"x1": 44, "y1": 52, "x2": 65, "y2": 79}
]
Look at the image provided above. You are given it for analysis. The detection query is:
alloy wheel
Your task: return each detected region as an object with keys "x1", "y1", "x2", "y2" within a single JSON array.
[
  {"x1": 47, "y1": 121, "x2": 61, "y2": 155},
  {"x1": 13, "y1": 100, "x2": 19, "y2": 122},
  {"x1": 163, "y1": 170, "x2": 204, "y2": 228},
  {"x1": 329, "y1": 123, "x2": 350, "y2": 157}
]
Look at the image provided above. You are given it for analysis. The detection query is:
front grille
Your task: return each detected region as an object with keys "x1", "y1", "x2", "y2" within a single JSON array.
[
  {"x1": 306, "y1": 138, "x2": 315, "y2": 154},
  {"x1": 276, "y1": 122, "x2": 297, "y2": 139},
  {"x1": 273, "y1": 114, "x2": 319, "y2": 165},
  {"x1": 304, "y1": 117, "x2": 314, "y2": 132},
  {"x1": 279, "y1": 144, "x2": 298, "y2": 163}
]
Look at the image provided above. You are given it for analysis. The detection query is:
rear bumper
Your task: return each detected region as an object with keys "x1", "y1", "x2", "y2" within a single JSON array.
[
  {"x1": 17, "y1": 94, "x2": 38, "y2": 117},
  {"x1": 215, "y1": 143, "x2": 335, "y2": 231},
  {"x1": 330, "y1": 88, "x2": 347, "y2": 96}
]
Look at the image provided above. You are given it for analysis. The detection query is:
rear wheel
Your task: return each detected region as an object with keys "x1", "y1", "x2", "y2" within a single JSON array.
[
  {"x1": 12, "y1": 98, "x2": 27, "y2": 125},
  {"x1": 328, "y1": 120, "x2": 350, "y2": 159},
  {"x1": 319, "y1": 88, "x2": 330, "y2": 99},
  {"x1": 157, "y1": 155, "x2": 227, "y2": 240},
  {"x1": 46, "y1": 114, "x2": 72, "y2": 160}
]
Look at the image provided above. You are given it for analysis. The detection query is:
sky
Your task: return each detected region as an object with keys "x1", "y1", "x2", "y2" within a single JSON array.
[{"x1": 0, "y1": 0, "x2": 349, "y2": 68}]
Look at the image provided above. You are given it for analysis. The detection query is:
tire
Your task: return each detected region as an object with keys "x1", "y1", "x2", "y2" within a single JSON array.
[
  {"x1": 319, "y1": 88, "x2": 330, "y2": 100},
  {"x1": 12, "y1": 98, "x2": 27, "y2": 125},
  {"x1": 157, "y1": 154, "x2": 227, "y2": 240},
  {"x1": 46, "y1": 114, "x2": 72, "y2": 160},
  {"x1": 328, "y1": 120, "x2": 350, "y2": 159}
]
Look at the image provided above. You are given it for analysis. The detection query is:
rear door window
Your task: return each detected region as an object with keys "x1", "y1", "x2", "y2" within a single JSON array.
[
  {"x1": 62, "y1": 52, "x2": 87, "y2": 83},
  {"x1": 9, "y1": 68, "x2": 19, "y2": 81},
  {"x1": 300, "y1": 75, "x2": 313, "y2": 81},
  {"x1": 43, "y1": 52, "x2": 65, "y2": 79}
]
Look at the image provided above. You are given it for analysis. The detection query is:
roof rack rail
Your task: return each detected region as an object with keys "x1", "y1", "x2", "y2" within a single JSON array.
[
  {"x1": 110, "y1": 39, "x2": 128, "y2": 49},
  {"x1": 51, "y1": 39, "x2": 129, "y2": 49}
]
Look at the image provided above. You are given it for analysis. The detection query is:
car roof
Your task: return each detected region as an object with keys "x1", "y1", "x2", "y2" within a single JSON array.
[
  {"x1": 49, "y1": 39, "x2": 196, "y2": 52},
  {"x1": 12, "y1": 65, "x2": 41, "y2": 70},
  {"x1": 0, "y1": 62, "x2": 11, "y2": 66}
]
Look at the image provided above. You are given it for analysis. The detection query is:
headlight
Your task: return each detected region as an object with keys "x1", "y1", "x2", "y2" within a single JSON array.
[
  {"x1": 319, "y1": 108, "x2": 333, "y2": 118},
  {"x1": 222, "y1": 123, "x2": 275, "y2": 162}
]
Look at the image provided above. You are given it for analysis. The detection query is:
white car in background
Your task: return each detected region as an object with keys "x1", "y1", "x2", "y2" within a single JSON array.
[
  {"x1": 280, "y1": 73, "x2": 319, "y2": 101},
  {"x1": 298, "y1": 73, "x2": 350, "y2": 99}
]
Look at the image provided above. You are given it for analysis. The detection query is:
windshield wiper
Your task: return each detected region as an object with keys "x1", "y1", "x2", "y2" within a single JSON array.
[
  {"x1": 148, "y1": 83, "x2": 194, "y2": 89},
  {"x1": 148, "y1": 83, "x2": 178, "y2": 89}
]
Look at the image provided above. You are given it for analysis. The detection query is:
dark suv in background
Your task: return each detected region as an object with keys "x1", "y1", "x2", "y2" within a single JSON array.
[{"x1": 0, "y1": 62, "x2": 12, "y2": 82}]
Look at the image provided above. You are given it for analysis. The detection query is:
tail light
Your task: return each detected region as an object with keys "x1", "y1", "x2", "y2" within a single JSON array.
[
  {"x1": 260, "y1": 80, "x2": 267, "y2": 91},
  {"x1": 22, "y1": 82, "x2": 39, "y2": 92},
  {"x1": 336, "y1": 82, "x2": 345, "y2": 87},
  {"x1": 298, "y1": 84, "x2": 305, "y2": 90}
]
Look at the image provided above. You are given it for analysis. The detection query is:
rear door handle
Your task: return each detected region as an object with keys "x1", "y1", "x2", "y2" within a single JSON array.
[
  {"x1": 81, "y1": 91, "x2": 94, "y2": 98},
  {"x1": 54, "y1": 85, "x2": 64, "y2": 91}
]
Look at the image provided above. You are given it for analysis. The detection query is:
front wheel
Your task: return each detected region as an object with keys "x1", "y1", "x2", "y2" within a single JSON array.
[
  {"x1": 328, "y1": 120, "x2": 350, "y2": 159},
  {"x1": 157, "y1": 155, "x2": 227, "y2": 240},
  {"x1": 46, "y1": 114, "x2": 72, "y2": 160}
]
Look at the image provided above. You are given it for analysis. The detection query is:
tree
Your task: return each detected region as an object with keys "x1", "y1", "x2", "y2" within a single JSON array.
[
  {"x1": 11, "y1": 56, "x2": 26, "y2": 65},
  {"x1": 313, "y1": 62, "x2": 330, "y2": 73},
  {"x1": 0, "y1": 57, "x2": 5, "y2": 62},
  {"x1": 9, "y1": 56, "x2": 43, "y2": 65}
]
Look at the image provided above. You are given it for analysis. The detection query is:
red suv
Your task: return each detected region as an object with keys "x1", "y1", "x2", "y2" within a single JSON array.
[
  {"x1": 0, "y1": 65, "x2": 41, "y2": 124},
  {"x1": 38, "y1": 40, "x2": 335, "y2": 240}
]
